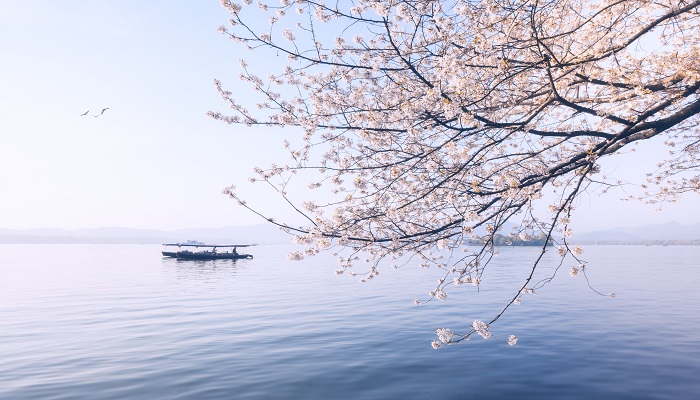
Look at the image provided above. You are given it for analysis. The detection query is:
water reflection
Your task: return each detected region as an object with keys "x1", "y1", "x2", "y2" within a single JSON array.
[{"x1": 160, "y1": 256, "x2": 251, "y2": 281}]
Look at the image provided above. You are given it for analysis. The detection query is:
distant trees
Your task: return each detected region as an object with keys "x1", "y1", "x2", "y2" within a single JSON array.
[
  {"x1": 211, "y1": 0, "x2": 700, "y2": 346},
  {"x1": 488, "y1": 234, "x2": 550, "y2": 247}
]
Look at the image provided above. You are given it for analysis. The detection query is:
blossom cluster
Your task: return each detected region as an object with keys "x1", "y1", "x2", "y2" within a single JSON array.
[{"x1": 212, "y1": 0, "x2": 699, "y2": 346}]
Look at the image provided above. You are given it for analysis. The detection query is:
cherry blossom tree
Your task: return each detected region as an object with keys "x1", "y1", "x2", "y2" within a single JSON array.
[{"x1": 209, "y1": 0, "x2": 700, "y2": 347}]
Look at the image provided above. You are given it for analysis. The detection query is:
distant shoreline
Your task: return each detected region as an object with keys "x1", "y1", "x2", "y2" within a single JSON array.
[
  {"x1": 0, "y1": 225, "x2": 292, "y2": 245},
  {"x1": 1, "y1": 222, "x2": 699, "y2": 245},
  {"x1": 0, "y1": 236, "x2": 165, "y2": 244},
  {"x1": 1, "y1": 236, "x2": 698, "y2": 246}
]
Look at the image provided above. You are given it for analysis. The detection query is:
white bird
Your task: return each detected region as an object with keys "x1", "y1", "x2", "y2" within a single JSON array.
[{"x1": 92, "y1": 107, "x2": 110, "y2": 117}]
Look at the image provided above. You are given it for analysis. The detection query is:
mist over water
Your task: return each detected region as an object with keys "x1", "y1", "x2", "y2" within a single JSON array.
[{"x1": 1, "y1": 244, "x2": 698, "y2": 399}]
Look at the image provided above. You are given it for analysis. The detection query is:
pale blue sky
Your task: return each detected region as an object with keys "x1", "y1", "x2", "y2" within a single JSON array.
[{"x1": 1, "y1": 1, "x2": 697, "y2": 232}]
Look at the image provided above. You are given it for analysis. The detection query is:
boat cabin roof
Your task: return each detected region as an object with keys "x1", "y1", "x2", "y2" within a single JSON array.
[{"x1": 162, "y1": 243, "x2": 255, "y2": 248}]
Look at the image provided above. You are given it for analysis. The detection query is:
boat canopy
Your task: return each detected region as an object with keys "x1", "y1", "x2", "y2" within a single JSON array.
[{"x1": 162, "y1": 243, "x2": 256, "y2": 248}]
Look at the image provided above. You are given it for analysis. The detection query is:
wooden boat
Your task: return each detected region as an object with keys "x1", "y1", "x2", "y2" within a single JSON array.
[{"x1": 162, "y1": 242, "x2": 254, "y2": 260}]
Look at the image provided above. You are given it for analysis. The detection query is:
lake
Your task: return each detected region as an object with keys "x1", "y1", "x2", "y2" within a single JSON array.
[{"x1": 1, "y1": 244, "x2": 698, "y2": 399}]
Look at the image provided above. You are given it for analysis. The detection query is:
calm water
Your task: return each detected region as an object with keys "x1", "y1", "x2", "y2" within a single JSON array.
[{"x1": 1, "y1": 244, "x2": 699, "y2": 399}]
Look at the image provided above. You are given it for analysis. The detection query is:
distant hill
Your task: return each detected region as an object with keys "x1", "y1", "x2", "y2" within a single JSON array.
[
  {"x1": 0, "y1": 224, "x2": 293, "y2": 244},
  {"x1": 572, "y1": 221, "x2": 700, "y2": 244},
  {"x1": 2, "y1": 221, "x2": 699, "y2": 245}
]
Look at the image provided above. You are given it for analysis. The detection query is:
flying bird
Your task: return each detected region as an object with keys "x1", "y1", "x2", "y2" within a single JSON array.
[
  {"x1": 92, "y1": 107, "x2": 110, "y2": 117},
  {"x1": 80, "y1": 110, "x2": 89, "y2": 116}
]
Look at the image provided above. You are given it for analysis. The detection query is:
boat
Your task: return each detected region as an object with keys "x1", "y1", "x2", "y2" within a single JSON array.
[{"x1": 161, "y1": 242, "x2": 254, "y2": 260}]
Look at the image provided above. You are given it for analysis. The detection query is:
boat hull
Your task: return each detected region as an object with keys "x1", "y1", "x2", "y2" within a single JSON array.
[{"x1": 174, "y1": 252, "x2": 253, "y2": 260}]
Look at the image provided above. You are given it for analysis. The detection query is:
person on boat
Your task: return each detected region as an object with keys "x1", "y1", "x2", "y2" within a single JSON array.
[{"x1": 233, "y1": 247, "x2": 238, "y2": 255}]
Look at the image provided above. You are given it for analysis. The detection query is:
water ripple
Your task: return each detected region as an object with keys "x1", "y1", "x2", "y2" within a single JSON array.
[{"x1": 0, "y1": 244, "x2": 698, "y2": 399}]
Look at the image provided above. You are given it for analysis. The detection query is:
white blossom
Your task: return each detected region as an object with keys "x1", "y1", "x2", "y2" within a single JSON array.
[
  {"x1": 436, "y1": 328, "x2": 454, "y2": 344},
  {"x1": 282, "y1": 29, "x2": 295, "y2": 41},
  {"x1": 472, "y1": 320, "x2": 492, "y2": 339}
]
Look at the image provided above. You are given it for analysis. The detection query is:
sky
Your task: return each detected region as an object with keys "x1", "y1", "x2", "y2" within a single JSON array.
[{"x1": 1, "y1": 1, "x2": 698, "y2": 233}]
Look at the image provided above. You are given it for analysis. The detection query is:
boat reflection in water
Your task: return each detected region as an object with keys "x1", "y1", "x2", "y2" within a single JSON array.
[{"x1": 161, "y1": 241, "x2": 254, "y2": 260}]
